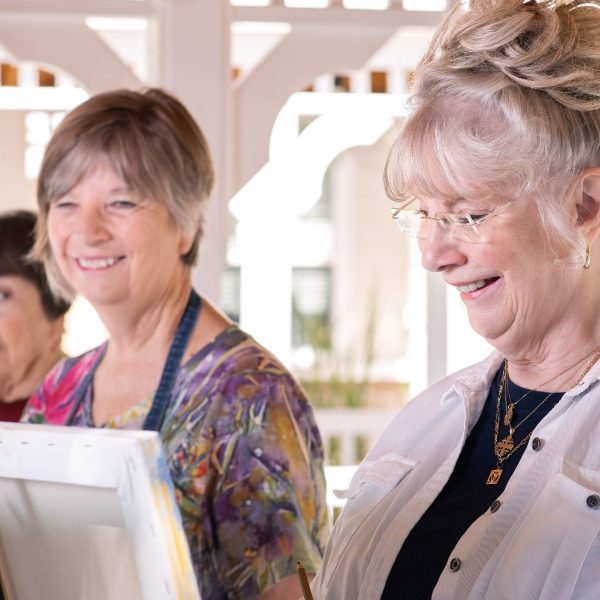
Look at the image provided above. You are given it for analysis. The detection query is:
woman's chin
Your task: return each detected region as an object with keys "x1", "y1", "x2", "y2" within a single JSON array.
[
  {"x1": 74, "y1": 286, "x2": 126, "y2": 308},
  {"x1": 466, "y1": 315, "x2": 511, "y2": 349}
]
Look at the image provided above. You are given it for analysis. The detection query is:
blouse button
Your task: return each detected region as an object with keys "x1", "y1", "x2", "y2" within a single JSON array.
[
  {"x1": 490, "y1": 499, "x2": 502, "y2": 513},
  {"x1": 531, "y1": 437, "x2": 543, "y2": 451},
  {"x1": 449, "y1": 557, "x2": 461, "y2": 572},
  {"x1": 586, "y1": 494, "x2": 600, "y2": 509}
]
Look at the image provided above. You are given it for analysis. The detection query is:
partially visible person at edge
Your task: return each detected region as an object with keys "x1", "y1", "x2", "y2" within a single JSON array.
[
  {"x1": 311, "y1": 1, "x2": 600, "y2": 598},
  {"x1": 21, "y1": 88, "x2": 329, "y2": 600},
  {"x1": 0, "y1": 210, "x2": 69, "y2": 422}
]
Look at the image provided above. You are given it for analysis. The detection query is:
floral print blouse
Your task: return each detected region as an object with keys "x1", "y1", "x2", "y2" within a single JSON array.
[{"x1": 22, "y1": 325, "x2": 330, "y2": 599}]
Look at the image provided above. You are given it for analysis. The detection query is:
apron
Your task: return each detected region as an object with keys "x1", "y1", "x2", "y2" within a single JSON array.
[{"x1": 65, "y1": 289, "x2": 202, "y2": 432}]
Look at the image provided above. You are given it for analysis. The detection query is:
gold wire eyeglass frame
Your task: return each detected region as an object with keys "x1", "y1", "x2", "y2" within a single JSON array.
[{"x1": 390, "y1": 198, "x2": 515, "y2": 243}]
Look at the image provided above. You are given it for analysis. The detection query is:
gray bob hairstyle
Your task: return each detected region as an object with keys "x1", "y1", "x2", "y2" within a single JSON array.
[
  {"x1": 385, "y1": 0, "x2": 600, "y2": 266},
  {"x1": 34, "y1": 87, "x2": 215, "y2": 298}
]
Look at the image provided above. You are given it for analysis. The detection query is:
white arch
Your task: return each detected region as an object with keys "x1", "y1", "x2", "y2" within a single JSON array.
[
  {"x1": 229, "y1": 93, "x2": 403, "y2": 367},
  {"x1": 233, "y1": 25, "x2": 399, "y2": 192}
]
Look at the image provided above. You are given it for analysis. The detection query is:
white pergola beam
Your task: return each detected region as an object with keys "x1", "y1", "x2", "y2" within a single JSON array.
[
  {"x1": 0, "y1": 18, "x2": 142, "y2": 92},
  {"x1": 0, "y1": 0, "x2": 151, "y2": 17},
  {"x1": 231, "y1": 6, "x2": 444, "y2": 27}
]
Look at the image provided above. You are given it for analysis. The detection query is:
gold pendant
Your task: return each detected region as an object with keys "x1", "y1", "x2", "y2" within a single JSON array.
[
  {"x1": 504, "y1": 402, "x2": 514, "y2": 427},
  {"x1": 495, "y1": 435, "x2": 514, "y2": 458},
  {"x1": 486, "y1": 468, "x2": 503, "y2": 485}
]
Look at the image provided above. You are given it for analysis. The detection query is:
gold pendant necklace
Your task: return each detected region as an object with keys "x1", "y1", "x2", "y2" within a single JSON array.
[
  {"x1": 503, "y1": 402, "x2": 514, "y2": 427},
  {"x1": 489, "y1": 368, "x2": 557, "y2": 484},
  {"x1": 487, "y1": 363, "x2": 509, "y2": 485},
  {"x1": 487, "y1": 347, "x2": 600, "y2": 485},
  {"x1": 502, "y1": 346, "x2": 600, "y2": 429},
  {"x1": 495, "y1": 434, "x2": 514, "y2": 457},
  {"x1": 486, "y1": 468, "x2": 503, "y2": 486}
]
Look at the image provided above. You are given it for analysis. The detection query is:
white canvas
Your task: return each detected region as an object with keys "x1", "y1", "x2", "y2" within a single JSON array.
[{"x1": 0, "y1": 423, "x2": 201, "y2": 600}]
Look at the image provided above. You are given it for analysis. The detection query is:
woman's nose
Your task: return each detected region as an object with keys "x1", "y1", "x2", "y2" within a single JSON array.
[
  {"x1": 419, "y1": 222, "x2": 467, "y2": 272},
  {"x1": 74, "y1": 206, "x2": 110, "y2": 244}
]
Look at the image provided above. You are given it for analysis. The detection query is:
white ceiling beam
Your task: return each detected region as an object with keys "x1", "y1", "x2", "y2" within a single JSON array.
[
  {"x1": 0, "y1": 86, "x2": 88, "y2": 110},
  {"x1": 0, "y1": 0, "x2": 152, "y2": 18},
  {"x1": 0, "y1": 3, "x2": 444, "y2": 27},
  {"x1": 231, "y1": 6, "x2": 444, "y2": 27},
  {"x1": 0, "y1": 19, "x2": 142, "y2": 92}
]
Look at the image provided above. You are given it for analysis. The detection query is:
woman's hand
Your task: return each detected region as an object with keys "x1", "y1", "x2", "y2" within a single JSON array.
[{"x1": 257, "y1": 574, "x2": 309, "y2": 600}]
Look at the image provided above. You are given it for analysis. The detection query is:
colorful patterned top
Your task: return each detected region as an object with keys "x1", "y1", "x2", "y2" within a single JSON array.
[{"x1": 22, "y1": 325, "x2": 330, "y2": 600}]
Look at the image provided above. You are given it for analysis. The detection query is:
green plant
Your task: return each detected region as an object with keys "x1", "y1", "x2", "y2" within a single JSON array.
[{"x1": 296, "y1": 282, "x2": 380, "y2": 409}]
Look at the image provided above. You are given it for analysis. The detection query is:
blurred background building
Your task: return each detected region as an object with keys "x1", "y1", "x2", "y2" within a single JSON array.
[{"x1": 0, "y1": 0, "x2": 492, "y2": 512}]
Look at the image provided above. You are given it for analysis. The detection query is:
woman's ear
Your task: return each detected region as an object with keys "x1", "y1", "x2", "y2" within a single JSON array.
[
  {"x1": 178, "y1": 227, "x2": 197, "y2": 256},
  {"x1": 576, "y1": 168, "x2": 600, "y2": 244}
]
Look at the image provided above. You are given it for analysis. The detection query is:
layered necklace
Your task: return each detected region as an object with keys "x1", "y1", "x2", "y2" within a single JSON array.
[{"x1": 487, "y1": 347, "x2": 600, "y2": 485}]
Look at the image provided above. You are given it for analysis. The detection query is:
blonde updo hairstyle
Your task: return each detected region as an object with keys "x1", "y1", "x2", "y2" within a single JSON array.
[
  {"x1": 34, "y1": 88, "x2": 215, "y2": 299},
  {"x1": 385, "y1": 0, "x2": 600, "y2": 266}
]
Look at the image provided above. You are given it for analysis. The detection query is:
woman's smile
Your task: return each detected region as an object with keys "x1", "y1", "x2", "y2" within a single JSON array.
[
  {"x1": 453, "y1": 276, "x2": 500, "y2": 296},
  {"x1": 74, "y1": 256, "x2": 125, "y2": 270}
]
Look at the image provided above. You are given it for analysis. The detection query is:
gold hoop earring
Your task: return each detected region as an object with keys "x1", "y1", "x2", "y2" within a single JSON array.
[{"x1": 583, "y1": 245, "x2": 591, "y2": 269}]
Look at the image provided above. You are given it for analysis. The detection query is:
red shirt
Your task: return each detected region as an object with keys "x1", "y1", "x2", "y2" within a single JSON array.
[{"x1": 0, "y1": 398, "x2": 28, "y2": 422}]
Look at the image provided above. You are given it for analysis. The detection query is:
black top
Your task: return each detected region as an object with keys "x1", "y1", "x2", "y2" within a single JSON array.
[{"x1": 381, "y1": 365, "x2": 563, "y2": 599}]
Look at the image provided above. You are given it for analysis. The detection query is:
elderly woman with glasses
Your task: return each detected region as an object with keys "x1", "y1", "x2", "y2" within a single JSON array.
[
  {"x1": 21, "y1": 88, "x2": 329, "y2": 600},
  {"x1": 311, "y1": 1, "x2": 600, "y2": 599}
]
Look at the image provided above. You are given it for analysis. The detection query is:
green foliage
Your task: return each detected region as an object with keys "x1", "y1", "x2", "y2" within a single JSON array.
[{"x1": 296, "y1": 283, "x2": 380, "y2": 409}]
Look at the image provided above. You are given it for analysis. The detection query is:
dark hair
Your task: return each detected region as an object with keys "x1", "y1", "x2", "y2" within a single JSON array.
[
  {"x1": 0, "y1": 210, "x2": 70, "y2": 319},
  {"x1": 34, "y1": 88, "x2": 215, "y2": 298}
]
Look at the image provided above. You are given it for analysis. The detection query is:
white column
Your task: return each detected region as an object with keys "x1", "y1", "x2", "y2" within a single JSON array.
[
  {"x1": 350, "y1": 70, "x2": 371, "y2": 93},
  {"x1": 427, "y1": 271, "x2": 447, "y2": 385},
  {"x1": 18, "y1": 61, "x2": 37, "y2": 86},
  {"x1": 387, "y1": 67, "x2": 409, "y2": 95},
  {"x1": 155, "y1": 0, "x2": 231, "y2": 303},
  {"x1": 403, "y1": 240, "x2": 428, "y2": 396},
  {"x1": 237, "y1": 214, "x2": 294, "y2": 367},
  {"x1": 314, "y1": 74, "x2": 336, "y2": 93},
  {"x1": 55, "y1": 70, "x2": 76, "y2": 88}
]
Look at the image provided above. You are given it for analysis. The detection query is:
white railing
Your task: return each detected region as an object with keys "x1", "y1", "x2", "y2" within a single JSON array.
[
  {"x1": 314, "y1": 407, "x2": 397, "y2": 464},
  {"x1": 314, "y1": 408, "x2": 398, "y2": 517}
]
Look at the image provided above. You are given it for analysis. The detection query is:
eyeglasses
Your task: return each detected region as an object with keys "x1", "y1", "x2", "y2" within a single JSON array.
[{"x1": 390, "y1": 198, "x2": 514, "y2": 243}]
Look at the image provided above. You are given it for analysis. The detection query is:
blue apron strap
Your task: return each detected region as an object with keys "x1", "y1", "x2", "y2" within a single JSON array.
[
  {"x1": 66, "y1": 289, "x2": 201, "y2": 430},
  {"x1": 143, "y1": 289, "x2": 201, "y2": 431}
]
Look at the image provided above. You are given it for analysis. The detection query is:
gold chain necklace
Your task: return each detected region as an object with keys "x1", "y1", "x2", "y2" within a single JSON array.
[
  {"x1": 503, "y1": 346, "x2": 600, "y2": 429},
  {"x1": 486, "y1": 348, "x2": 600, "y2": 485},
  {"x1": 575, "y1": 347, "x2": 600, "y2": 385},
  {"x1": 493, "y1": 368, "x2": 556, "y2": 467},
  {"x1": 503, "y1": 354, "x2": 591, "y2": 431},
  {"x1": 487, "y1": 366, "x2": 544, "y2": 485},
  {"x1": 505, "y1": 384, "x2": 553, "y2": 436}
]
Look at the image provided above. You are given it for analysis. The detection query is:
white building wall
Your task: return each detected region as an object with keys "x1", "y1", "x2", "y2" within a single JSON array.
[
  {"x1": 0, "y1": 112, "x2": 36, "y2": 212},
  {"x1": 331, "y1": 132, "x2": 411, "y2": 381}
]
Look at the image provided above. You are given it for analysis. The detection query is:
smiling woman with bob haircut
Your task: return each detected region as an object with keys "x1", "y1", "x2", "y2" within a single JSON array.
[
  {"x1": 311, "y1": 1, "x2": 600, "y2": 598},
  {"x1": 23, "y1": 88, "x2": 329, "y2": 600}
]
